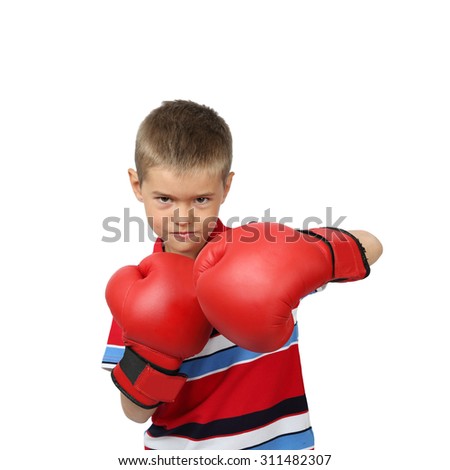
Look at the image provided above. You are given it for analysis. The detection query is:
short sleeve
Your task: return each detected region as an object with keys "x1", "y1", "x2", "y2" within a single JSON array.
[{"x1": 101, "y1": 319, "x2": 125, "y2": 370}]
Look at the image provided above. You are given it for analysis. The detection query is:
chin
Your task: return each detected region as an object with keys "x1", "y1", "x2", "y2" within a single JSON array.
[{"x1": 167, "y1": 240, "x2": 205, "y2": 259}]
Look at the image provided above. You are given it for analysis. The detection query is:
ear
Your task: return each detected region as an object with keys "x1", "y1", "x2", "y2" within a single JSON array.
[
  {"x1": 128, "y1": 169, "x2": 144, "y2": 202},
  {"x1": 221, "y1": 172, "x2": 235, "y2": 203}
]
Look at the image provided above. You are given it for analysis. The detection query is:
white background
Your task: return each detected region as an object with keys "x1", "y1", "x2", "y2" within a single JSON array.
[{"x1": 1, "y1": 1, "x2": 449, "y2": 468}]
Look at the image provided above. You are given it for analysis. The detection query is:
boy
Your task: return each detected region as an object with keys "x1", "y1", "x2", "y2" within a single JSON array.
[{"x1": 102, "y1": 100, "x2": 383, "y2": 450}]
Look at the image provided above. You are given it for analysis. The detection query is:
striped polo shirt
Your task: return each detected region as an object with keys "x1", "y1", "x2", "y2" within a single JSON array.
[{"x1": 101, "y1": 221, "x2": 316, "y2": 450}]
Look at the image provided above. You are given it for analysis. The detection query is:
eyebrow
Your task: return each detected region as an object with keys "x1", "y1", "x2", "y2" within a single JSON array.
[{"x1": 151, "y1": 191, "x2": 216, "y2": 198}]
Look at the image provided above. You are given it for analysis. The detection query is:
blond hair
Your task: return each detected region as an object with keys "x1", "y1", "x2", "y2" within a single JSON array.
[{"x1": 135, "y1": 100, "x2": 233, "y2": 185}]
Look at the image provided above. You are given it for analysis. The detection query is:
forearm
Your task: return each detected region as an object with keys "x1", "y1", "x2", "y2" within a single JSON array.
[
  {"x1": 348, "y1": 230, "x2": 383, "y2": 266},
  {"x1": 120, "y1": 393, "x2": 156, "y2": 423}
]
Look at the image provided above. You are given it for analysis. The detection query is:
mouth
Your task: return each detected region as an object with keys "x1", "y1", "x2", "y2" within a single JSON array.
[{"x1": 170, "y1": 231, "x2": 199, "y2": 241}]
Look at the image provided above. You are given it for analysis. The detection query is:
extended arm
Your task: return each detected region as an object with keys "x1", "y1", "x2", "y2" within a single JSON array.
[{"x1": 194, "y1": 222, "x2": 383, "y2": 352}]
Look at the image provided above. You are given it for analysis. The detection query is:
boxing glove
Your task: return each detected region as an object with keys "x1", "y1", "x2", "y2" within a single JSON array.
[
  {"x1": 106, "y1": 252, "x2": 212, "y2": 409},
  {"x1": 194, "y1": 223, "x2": 370, "y2": 353}
]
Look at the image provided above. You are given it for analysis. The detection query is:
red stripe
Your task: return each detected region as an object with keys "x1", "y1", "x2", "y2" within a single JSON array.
[{"x1": 152, "y1": 345, "x2": 305, "y2": 429}]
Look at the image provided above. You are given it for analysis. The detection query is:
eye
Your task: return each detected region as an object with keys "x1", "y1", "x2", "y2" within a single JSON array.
[
  {"x1": 195, "y1": 197, "x2": 209, "y2": 204},
  {"x1": 158, "y1": 196, "x2": 172, "y2": 204}
]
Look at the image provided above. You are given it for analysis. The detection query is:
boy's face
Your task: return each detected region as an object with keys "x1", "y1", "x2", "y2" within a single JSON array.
[{"x1": 130, "y1": 166, "x2": 233, "y2": 259}]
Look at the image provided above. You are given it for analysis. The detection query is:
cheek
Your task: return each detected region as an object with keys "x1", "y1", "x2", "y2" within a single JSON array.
[
  {"x1": 142, "y1": 203, "x2": 155, "y2": 226},
  {"x1": 147, "y1": 216, "x2": 170, "y2": 239},
  {"x1": 143, "y1": 204, "x2": 167, "y2": 235}
]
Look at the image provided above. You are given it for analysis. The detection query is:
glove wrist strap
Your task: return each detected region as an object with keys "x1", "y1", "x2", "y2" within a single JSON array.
[{"x1": 112, "y1": 347, "x2": 187, "y2": 409}]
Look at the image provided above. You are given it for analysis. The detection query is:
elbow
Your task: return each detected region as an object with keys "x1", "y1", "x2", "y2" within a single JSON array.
[
  {"x1": 366, "y1": 232, "x2": 383, "y2": 266},
  {"x1": 120, "y1": 393, "x2": 155, "y2": 423},
  {"x1": 350, "y1": 230, "x2": 383, "y2": 266},
  {"x1": 123, "y1": 409, "x2": 152, "y2": 424}
]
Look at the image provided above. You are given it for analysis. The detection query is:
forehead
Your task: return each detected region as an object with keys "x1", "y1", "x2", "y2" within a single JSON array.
[{"x1": 142, "y1": 166, "x2": 223, "y2": 196}]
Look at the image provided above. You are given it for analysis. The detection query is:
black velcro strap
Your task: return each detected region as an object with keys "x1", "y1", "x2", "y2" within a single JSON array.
[
  {"x1": 119, "y1": 347, "x2": 147, "y2": 384},
  {"x1": 119, "y1": 347, "x2": 180, "y2": 385}
]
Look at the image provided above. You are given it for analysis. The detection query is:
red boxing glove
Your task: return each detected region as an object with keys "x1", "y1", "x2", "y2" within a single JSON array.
[
  {"x1": 194, "y1": 223, "x2": 370, "y2": 353},
  {"x1": 106, "y1": 253, "x2": 212, "y2": 409}
]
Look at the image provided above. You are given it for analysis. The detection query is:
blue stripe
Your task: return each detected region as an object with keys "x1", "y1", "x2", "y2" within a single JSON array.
[
  {"x1": 245, "y1": 428, "x2": 314, "y2": 450},
  {"x1": 180, "y1": 324, "x2": 299, "y2": 379},
  {"x1": 102, "y1": 324, "x2": 299, "y2": 375},
  {"x1": 102, "y1": 346, "x2": 125, "y2": 365}
]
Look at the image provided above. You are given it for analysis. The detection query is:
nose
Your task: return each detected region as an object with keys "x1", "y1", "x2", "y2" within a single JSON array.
[{"x1": 173, "y1": 206, "x2": 196, "y2": 226}]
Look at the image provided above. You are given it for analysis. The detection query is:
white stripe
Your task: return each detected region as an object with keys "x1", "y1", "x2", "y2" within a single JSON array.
[
  {"x1": 107, "y1": 344, "x2": 125, "y2": 352},
  {"x1": 144, "y1": 412, "x2": 310, "y2": 450}
]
